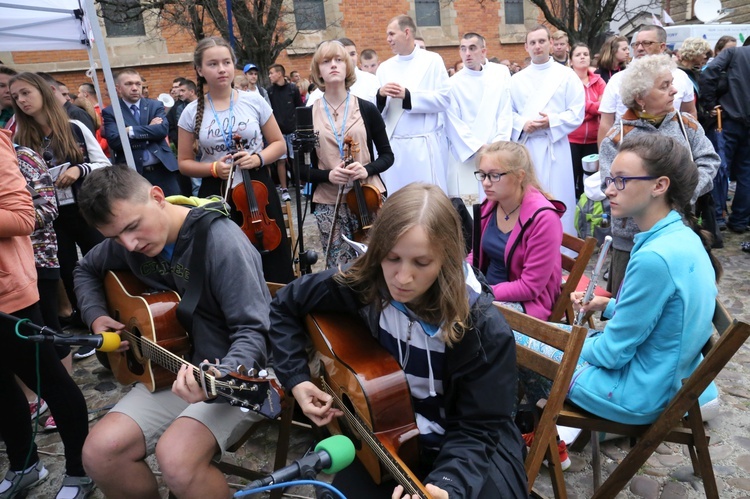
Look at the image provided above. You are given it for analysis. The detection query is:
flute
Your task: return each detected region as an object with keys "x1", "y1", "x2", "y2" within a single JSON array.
[{"x1": 575, "y1": 235, "x2": 613, "y2": 326}]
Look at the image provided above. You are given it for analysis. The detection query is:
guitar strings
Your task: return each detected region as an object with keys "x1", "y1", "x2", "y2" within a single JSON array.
[
  {"x1": 321, "y1": 379, "x2": 425, "y2": 497},
  {"x1": 119, "y1": 330, "x2": 230, "y2": 391}
]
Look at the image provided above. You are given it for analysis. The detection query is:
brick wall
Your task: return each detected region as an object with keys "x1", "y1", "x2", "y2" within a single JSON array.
[
  {"x1": 7, "y1": 4, "x2": 538, "y2": 92},
  {"x1": 52, "y1": 62, "x2": 195, "y2": 108}
]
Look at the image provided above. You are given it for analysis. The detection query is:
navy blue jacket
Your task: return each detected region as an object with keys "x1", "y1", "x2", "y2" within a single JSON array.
[
  {"x1": 102, "y1": 98, "x2": 178, "y2": 172},
  {"x1": 269, "y1": 269, "x2": 528, "y2": 498}
]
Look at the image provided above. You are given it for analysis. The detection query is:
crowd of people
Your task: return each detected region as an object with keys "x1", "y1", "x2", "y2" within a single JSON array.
[{"x1": 1, "y1": 12, "x2": 748, "y2": 499}]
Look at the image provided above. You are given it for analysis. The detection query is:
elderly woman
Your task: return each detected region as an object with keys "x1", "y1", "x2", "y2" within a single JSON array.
[
  {"x1": 677, "y1": 37, "x2": 712, "y2": 115},
  {"x1": 599, "y1": 54, "x2": 719, "y2": 293}
]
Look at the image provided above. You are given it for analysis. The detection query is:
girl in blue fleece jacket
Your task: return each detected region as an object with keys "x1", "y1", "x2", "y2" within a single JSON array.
[{"x1": 568, "y1": 134, "x2": 723, "y2": 424}]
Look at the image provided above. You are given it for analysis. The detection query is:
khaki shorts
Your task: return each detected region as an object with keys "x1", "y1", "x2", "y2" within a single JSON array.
[{"x1": 111, "y1": 383, "x2": 262, "y2": 455}]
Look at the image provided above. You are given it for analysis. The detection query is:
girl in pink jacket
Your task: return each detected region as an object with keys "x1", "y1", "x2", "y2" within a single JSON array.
[{"x1": 468, "y1": 141, "x2": 565, "y2": 320}]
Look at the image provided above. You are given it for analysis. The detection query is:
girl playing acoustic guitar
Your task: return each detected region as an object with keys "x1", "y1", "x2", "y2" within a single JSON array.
[{"x1": 269, "y1": 183, "x2": 528, "y2": 498}]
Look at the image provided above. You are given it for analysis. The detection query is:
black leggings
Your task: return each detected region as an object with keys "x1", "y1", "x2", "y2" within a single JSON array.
[
  {"x1": 36, "y1": 271, "x2": 70, "y2": 358},
  {"x1": 0, "y1": 303, "x2": 88, "y2": 476},
  {"x1": 54, "y1": 204, "x2": 104, "y2": 311}
]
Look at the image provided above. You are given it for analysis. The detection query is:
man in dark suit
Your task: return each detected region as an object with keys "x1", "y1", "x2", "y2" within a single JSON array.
[{"x1": 103, "y1": 69, "x2": 181, "y2": 196}]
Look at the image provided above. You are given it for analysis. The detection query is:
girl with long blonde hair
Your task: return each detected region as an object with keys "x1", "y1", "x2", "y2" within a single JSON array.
[{"x1": 468, "y1": 141, "x2": 565, "y2": 320}]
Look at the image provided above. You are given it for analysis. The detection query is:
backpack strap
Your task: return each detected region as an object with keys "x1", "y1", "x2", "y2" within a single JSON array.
[
  {"x1": 607, "y1": 120, "x2": 636, "y2": 146},
  {"x1": 175, "y1": 208, "x2": 228, "y2": 334}
]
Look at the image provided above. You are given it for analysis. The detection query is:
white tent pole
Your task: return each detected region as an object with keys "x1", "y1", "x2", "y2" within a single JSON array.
[
  {"x1": 85, "y1": 51, "x2": 104, "y2": 110},
  {"x1": 81, "y1": 0, "x2": 136, "y2": 169}
]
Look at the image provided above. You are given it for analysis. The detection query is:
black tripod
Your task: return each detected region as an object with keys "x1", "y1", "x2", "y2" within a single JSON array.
[{"x1": 291, "y1": 106, "x2": 320, "y2": 275}]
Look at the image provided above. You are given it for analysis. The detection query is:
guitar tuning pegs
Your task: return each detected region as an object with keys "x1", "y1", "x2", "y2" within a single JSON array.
[
  {"x1": 236, "y1": 364, "x2": 248, "y2": 376},
  {"x1": 258, "y1": 369, "x2": 268, "y2": 378}
]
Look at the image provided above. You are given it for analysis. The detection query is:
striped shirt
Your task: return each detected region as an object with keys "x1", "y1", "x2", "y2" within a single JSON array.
[{"x1": 377, "y1": 303, "x2": 447, "y2": 450}]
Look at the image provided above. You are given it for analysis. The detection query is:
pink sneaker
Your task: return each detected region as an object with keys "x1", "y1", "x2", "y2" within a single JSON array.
[
  {"x1": 29, "y1": 398, "x2": 48, "y2": 419},
  {"x1": 43, "y1": 415, "x2": 58, "y2": 432}
]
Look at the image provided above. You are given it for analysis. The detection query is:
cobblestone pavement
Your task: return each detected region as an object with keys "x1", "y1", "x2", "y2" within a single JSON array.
[{"x1": 4, "y1": 190, "x2": 750, "y2": 498}]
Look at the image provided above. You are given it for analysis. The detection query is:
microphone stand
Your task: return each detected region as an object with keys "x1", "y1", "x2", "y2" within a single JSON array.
[
  {"x1": 292, "y1": 106, "x2": 320, "y2": 275},
  {"x1": 0, "y1": 311, "x2": 60, "y2": 342}
]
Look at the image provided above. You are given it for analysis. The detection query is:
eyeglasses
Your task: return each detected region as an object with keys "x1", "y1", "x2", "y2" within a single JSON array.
[
  {"x1": 603, "y1": 176, "x2": 658, "y2": 190},
  {"x1": 474, "y1": 171, "x2": 511, "y2": 182},
  {"x1": 630, "y1": 41, "x2": 659, "y2": 49}
]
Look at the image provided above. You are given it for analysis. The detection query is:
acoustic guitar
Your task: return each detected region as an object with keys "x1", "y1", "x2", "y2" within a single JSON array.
[
  {"x1": 103, "y1": 270, "x2": 283, "y2": 419},
  {"x1": 305, "y1": 312, "x2": 432, "y2": 498}
]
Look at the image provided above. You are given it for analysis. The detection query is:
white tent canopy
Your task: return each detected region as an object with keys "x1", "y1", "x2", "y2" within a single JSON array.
[
  {"x1": 0, "y1": 0, "x2": 91, "y2": 51},
  {"x1": 0, "y1": 0, "x2": 136, "y2": 166}
]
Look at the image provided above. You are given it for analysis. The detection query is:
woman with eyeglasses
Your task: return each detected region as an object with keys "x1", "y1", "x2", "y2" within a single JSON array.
[
  {"x1": 598, "y1": 54, "x2": 719, "y2": 294},
  {"x1": 563, "y1": 133, "x2": 722, "y2": 424},
  {"x1": 467, "y1": 141, "x2": 565, "y2": 320}
]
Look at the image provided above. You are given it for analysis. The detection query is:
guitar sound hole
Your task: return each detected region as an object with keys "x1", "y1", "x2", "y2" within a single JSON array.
[
  {"x1": 125, "y1": 327, "x2": 145, "y2": 376},
  {"x1": 339, "y1": 393, "x2": 363, "y2": 451}
]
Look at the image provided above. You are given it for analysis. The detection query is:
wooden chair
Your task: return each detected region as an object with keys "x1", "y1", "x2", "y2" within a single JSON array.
[
  {"x1": 280, "y1": 200, "x2": 300, "y2": 277},
  {"x1": 550, "y1": 298, "x2": 750, "y2": 498},
  {"x1": 549, "y1": 234, "x2": 596, "y2": 324},
  {"x1": 212, "y1": 282, "x2": 302, "y2": 499},
  {"x1": 496, "y1": 303, "x2": 589, "y2": 499}
]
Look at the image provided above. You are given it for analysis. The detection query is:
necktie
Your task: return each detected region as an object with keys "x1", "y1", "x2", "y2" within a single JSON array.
[
  {"x1": 130, "y1": 103, "x2": 154, "y2": 165},
  {"x1": 130, "y1": 104, "x2": 140, "y2": 123}
]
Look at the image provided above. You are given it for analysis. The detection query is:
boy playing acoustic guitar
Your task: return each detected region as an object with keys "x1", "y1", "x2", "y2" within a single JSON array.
[{"x1": 73, "y1": 165, "x2": 272, "y2": 499}]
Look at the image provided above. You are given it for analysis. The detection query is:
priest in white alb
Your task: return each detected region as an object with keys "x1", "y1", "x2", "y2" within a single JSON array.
[
  {"x1": 376, "y1": 15, "x2": 450, "y2": 194},
  {"x1": 445, "y1": 32, "x2": 512, "y2": 201},
  {"x1": 511, "y1": 25, "x2": 585, "y2": 235}
]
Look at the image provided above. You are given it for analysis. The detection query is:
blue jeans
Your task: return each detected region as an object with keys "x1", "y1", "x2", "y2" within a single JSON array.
[
  {"x1": 705, "y1": 127, "x2": 729, "y2": 221},
  {"x1": 723, "y1": 118, "x2": 750, "y2": 228}
]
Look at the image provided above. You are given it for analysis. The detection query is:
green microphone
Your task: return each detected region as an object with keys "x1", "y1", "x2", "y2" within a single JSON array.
[
  {"x1": 316, "y1": 435, "x2": 356, "y2": 474},
  {"x1": 245, "y1": 435, "x2": 356, "y2": 489}
]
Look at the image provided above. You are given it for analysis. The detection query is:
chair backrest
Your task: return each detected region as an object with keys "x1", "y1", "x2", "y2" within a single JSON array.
[
  {"x1": 549, "y1": 233, "x2": 596, "y2": 323},
  {"x1": 496, "y1": 303, "x2": 588, "y2": 492},
  {"x1": 582, "y1": 299, "x2": 750, "y2": 497},
  {"x1": 266, "y1": 281, "x2": 285, "y2": 298},
  {"x1": 679, "y1": 299, "x2": 750, "y2": 409}
]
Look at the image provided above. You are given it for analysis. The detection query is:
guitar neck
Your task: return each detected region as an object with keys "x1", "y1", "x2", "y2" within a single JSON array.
[
  {"x1": 119, "y1": 329, "x2": 216, "y2": 396},
  {"x1": 322, "y1": 379, "x2": 431, "y2": 498}
]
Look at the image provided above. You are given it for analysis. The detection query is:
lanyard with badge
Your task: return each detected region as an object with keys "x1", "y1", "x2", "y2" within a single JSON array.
[{"x1": 207, "y1": 91, "x2": 238, "y2": 199}]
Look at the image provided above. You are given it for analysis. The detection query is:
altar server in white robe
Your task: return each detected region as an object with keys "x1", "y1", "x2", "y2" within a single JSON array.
[
  {"x1": 446, "y1": 32, "x2": 512, "y2": 199},
  {"x1": 510, "y1": 25, "x2": 584, "y2": 235},
  {"x1": 376, "y1": 15, "x2": 451, "y2": 194}
]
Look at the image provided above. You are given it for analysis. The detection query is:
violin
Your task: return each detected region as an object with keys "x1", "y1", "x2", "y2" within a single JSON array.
[
  {"x1": 230, "y1": 135, "x2": 282, "y2": 253},
  {"x1": 343, "y1": 136, "x2": 382, "y2": 242}
]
